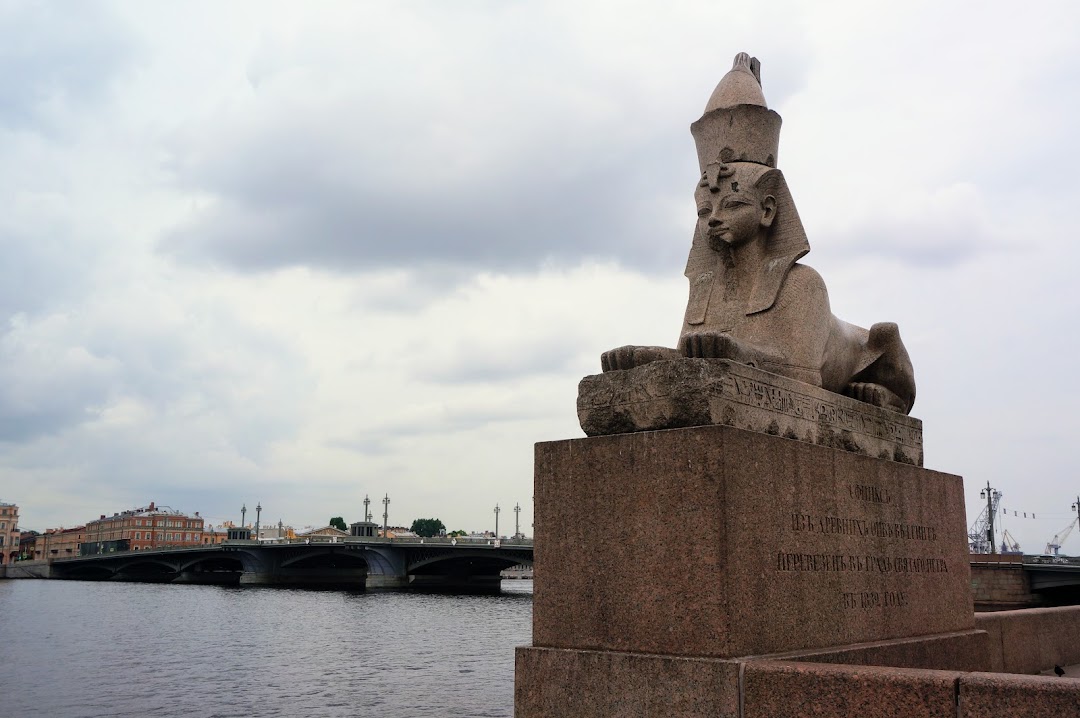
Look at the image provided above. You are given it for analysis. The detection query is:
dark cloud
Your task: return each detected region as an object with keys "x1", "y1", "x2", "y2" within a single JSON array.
[
  {"x1": 0, "y1": 403, "x2": 93, "y2": 444},
  {"x1": 159, "y1": 125, "x2": 697, "y2": 277},
  {"x1": 0, "y1": 346, "x2": 110, "y2": 443},
  {"x1": 151, "y1": 10, "x2": 816, "y2": 281}
]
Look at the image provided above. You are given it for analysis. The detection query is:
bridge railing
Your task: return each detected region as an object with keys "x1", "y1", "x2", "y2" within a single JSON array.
[
  {"x1": 1024, "y1": 554, "x2": 1080, "y2": 565},
  {"x1": 42, "y1": 535, "x2": 535, "y2": 562},
  {"x1": 229, "y1": 536, "x2": 534, "y2": 548}
]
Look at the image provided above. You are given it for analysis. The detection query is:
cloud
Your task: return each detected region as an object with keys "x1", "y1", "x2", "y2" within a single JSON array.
[
  {"x1": 809, "y1": 183, "x2": 1013, "y2": 268},
  {"x1": 151, "y1": 3, "x2": 815, "y2": 278},
  {"x1": 7, "y1": 0, "x2": 1080, "y2": 552},
  {"x1": 157, "y1": 94, "x2": 695, "y2": 277},
  {"x1": 0, "y1": 2, "x2": 133, "y2": 134},
  {"x1": 0, "y1": 314, "x2": 116, "y2": 442}
]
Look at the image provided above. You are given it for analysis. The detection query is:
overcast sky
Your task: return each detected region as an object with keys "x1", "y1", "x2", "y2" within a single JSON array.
[{"x1": 2, "y1": 1, "x2": 1079, "y2": 551}]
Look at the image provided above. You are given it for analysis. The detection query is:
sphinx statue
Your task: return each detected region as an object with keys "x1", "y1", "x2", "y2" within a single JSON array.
[{"x1": 600, "y1": 53, "x2": 916, "y2": 415}]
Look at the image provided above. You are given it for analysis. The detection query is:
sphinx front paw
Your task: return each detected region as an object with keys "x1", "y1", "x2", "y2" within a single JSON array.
[
  {"x1": 845, "y1": 382, "x2": 906, "y2": 413},
  {"x1": 680, "y1": 333, "x2": 746, "y2": 363},
  {"x1": 601, "y1": 345, "x2": 677, "y2": 372}
]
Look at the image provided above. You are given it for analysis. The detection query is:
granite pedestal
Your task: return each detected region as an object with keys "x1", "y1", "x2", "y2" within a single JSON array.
[{"x1": 516, "y1": 421, "x2": 989, "y2": 717}]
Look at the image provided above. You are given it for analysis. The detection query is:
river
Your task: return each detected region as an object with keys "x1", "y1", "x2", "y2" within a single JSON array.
[{"x1": 0, "y1": 579, "x2": 533, "y2": 718}]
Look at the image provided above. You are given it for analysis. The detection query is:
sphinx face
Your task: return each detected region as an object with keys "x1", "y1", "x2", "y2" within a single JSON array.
[{"x1": 695, "y1": 183, "x2": 767, "y2": 250}]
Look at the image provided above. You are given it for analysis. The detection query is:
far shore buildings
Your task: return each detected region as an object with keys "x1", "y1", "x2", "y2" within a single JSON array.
[
  {"x1": 82, "y1": 501, "x2": 205, "y2": 553},
  {"x1": 296, "y1": 526, "x2": 349, "y2": 540},
  {"x1": 18, "y1": 501, "x2": 206, "y2": 559},
  {"x1": 1, "y1": 501, "x2": 19, "y2": 565}
]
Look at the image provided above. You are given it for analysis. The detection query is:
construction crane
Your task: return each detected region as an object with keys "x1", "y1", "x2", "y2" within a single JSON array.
[
  {"x1": 968, "y1": 483, "x2": 1002, "y2": 554},
  {"x1": 1000, "y1": 529, "x2": 1022, "y2": 554},
  {"x1": 1046, "y1": 518, "x2": 1078, "y2": 555}
]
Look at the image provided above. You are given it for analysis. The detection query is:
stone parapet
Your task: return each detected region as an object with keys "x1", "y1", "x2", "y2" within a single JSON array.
[
  {"x1": 515, "y1": 647, "x2": 742, "y2": 718},
  {"x1": 975, "y1": 605, "x2": 1080, "y2": 674},
  {"x1": 959, "y1": 672, "x2": 1080, "y2": 717},
  {"x1": 517, "y1": 648, "x2": 1080, "y2": 718},
  {"x1": 742, "y1": 661, "x2": 964, "y2": 718}
]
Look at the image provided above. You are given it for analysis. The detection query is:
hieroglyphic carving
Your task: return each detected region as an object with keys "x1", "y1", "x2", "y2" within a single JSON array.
[{"x1": 723, "y1": 371, "x2": 922, "y2": 449}]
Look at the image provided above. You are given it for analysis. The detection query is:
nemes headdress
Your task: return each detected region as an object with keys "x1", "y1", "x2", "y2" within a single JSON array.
[{"x1": 685, "y1": 53, "x2": 810, "y2": 315}]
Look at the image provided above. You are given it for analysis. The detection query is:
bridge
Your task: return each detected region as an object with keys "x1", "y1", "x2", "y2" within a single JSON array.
[
  {"x1": 970, "y1": 554, "x2": 1080, "y2": 610},
  {"x1": 5, "y1": 536, "x2": 534, "y2": 592}
]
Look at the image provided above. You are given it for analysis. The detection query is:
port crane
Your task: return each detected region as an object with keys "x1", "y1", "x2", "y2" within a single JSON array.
[
  {"x1": 1046, "y1": 518, "x2": 1079, "y2": 555},
  {"x1": 1000, "y1": 529, "x2": 1021, "y2": 554}
]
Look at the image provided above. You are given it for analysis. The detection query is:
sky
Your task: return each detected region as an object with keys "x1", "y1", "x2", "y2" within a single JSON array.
[{"x1": 1, "y1": 1, "x2": 1079, "y2": 550}]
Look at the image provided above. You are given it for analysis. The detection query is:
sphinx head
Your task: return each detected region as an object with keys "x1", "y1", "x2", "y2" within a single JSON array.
[{"x1": 695, "y1": 162, "x2": 777, "y2": 251}]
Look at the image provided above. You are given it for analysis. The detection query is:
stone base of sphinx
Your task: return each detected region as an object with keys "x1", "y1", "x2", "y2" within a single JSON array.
[
  {"x1": 516, "y1": 423, "x2": 986, "y2": 716},
  {"x1": 577, "y1": 358, "x2": 923, "y2": 466},
  {"x1": 516, "y1": 631, "x2": 990, "y2": 718}
]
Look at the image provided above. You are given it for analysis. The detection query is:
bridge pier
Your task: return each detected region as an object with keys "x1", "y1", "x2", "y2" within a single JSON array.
[
  {"x1": 111, "y1": 571, "x2": 175, "y2": 583},
  {"x1": 3, "y1": 561, "x2": 52, "y2": 579},
  {"x1": 174, "y1": 570, "x2": 240, "y2": 585},
  {"x1": 407, "y1": 574, "x2": 504, "y2": 592},
  {"x1": 364, "y1": 575, "x2": 412, "y2": 590},
  {"x1": 239, "y1": 567, "x2": 369, "y2": 588}
]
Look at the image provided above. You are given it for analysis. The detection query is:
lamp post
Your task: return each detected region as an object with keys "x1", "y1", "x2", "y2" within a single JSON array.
[
  {"x1": 364, "y1": 494, "x2": 371, "y2": 523},
  {"x1": 980, "y1": 482, "x2": 1000, "y2": 554},
  {"x1": 255, "y1": 503, "x2": 262, "y2": 541},
  {"x1": 494, "y1": 503, "x2": 500, "y2": 539},
  {"x1": 1072, "y1": 497, "x2": 1080, "y2": 547},
  {"x1": 241, "y1": 504, "x2": 247, "y2": 530},
  {"x1": 382, "y1": 494, "x2": 390, "y2": 538},
  {"x1": 514, "y1": 502, "x2": 521, "y2": 540}
]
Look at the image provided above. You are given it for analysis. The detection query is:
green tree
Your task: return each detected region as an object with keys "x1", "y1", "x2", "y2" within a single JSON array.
[
  {"x1": 410, "y1": 518, "x2": 446, "y2": 538},
  {"x1": 329, "y1": 516, "x2": 347, "y2": 531},
  {"x1": 448, "y1": 529, "x2": 467, "y2": 537}
]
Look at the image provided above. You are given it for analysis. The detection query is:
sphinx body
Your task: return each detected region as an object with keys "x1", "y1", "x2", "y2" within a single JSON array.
[{"x1": 600, "y1": 54, "x2": 916, "y2": 415}]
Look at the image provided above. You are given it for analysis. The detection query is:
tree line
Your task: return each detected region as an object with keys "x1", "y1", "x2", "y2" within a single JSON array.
[{"x1": 328, "y1": 516, "x2": 466, "y2": 538}]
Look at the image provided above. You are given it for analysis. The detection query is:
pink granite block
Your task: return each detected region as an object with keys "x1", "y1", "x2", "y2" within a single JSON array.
[
  {"x1": 759, "y1": 628, "x2": 989, "y2": 672},
  {"x1": 959, "y1": 672, "x2": 1080, "y2": 716},
  {"x1": 514, "y1": 646, "x2": 740, "y2": 718},
  {"x1": 743, "y1": 661, "x2": 961, "y2": 718},
  {"x1": 533, "y1": 425, "x2": 975, "y2": 659},
  {"x1": 975, "y1": 606, "x2": 1080, "y2": 674},
  {"x1": 971, "y1": 614, "x2": 1006, "y2": 673}
]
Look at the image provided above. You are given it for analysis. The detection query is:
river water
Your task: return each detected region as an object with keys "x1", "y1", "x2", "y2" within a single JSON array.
[{"x1": 0, "y1": 579, "x2": 533, "y2": 718}]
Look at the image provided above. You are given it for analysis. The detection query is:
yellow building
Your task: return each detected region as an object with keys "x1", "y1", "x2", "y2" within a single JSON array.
[{"x1": 0, "y1": 501, "x2": 19, "y2": 565}]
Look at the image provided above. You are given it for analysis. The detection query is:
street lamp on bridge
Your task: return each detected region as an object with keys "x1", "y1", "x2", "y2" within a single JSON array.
[
  {"x1": 980, "y1": 482, "x2": 1001, "y2": 554},
  {"x1": 255, "y1": 503, "x2": 262, "y2": 541},
  {"x1": 514, "y1": 502, "x2": 521, "y2": 539},
  {"x1": 241, "y1": 504, "x2": 247, "y2": 530},
  {"x1": 494, "y1": 503, "x2": 500, "y2": 539},
  {"x1": 382, "y1": 494, "x2": 390, "y2": 538}
]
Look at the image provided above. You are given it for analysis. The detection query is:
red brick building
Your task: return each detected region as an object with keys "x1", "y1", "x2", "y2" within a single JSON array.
[{"x1": 83, "y1": 502, "x2": 205, "y2": 553}]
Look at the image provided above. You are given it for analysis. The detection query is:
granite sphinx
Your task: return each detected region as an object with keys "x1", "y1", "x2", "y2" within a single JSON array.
[{"x1": 596, "y1": 53, "x2": 916, "y2": 423}]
